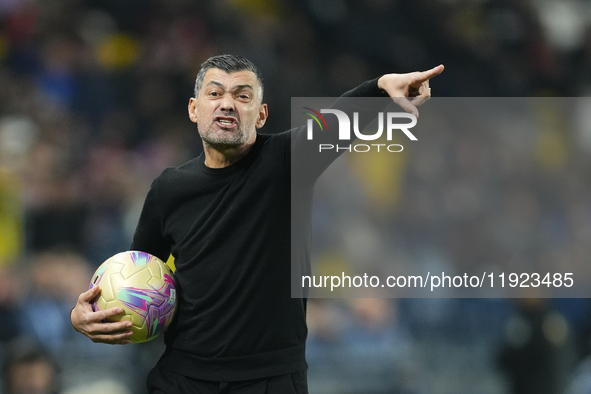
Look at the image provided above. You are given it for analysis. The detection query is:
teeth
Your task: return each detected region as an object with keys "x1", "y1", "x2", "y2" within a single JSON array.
[{"x1": 219, "y1": 119, "x2": 233, "y2": 125}]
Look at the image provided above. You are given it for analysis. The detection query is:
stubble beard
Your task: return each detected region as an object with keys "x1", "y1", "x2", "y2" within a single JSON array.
[{"x1": 197, "y1": 111, "x2": 256, "y2": 148}]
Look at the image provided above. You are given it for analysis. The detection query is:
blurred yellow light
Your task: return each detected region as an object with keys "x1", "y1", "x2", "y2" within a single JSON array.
[
  {"x1": 97, "y1": 34, "x2": 140, "y2": 69},
  {"x1": 230, "y1": 0, "x2": 281, "y2": 14}
]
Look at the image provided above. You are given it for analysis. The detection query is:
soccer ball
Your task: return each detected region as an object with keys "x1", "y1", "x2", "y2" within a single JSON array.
[{"x1": 90, "y1": 251, "x2": 178, "y2": 343}]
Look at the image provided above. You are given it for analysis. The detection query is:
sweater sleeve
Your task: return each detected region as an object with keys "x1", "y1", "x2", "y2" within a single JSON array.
[
  {"x1": 130, "y1": 179, "x2": 171, "y2": 262},
  {"x1": 340, "y1": 77, "x2": 389, "y2": 98},
  {"x1": 290, "y1": 77, "x2": 392, "y2": 182}
]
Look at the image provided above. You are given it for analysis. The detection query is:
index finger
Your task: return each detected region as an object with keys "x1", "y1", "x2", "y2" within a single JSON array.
[
  {"x1": 413, "y1": 64, "x2": 444, "y2": 85},
  {"x1": 93, "y1": 306, "x2": 127, "y2": 322},
  {"x1": 78, "y1": 285, "x2": 101, "y2": 304}
]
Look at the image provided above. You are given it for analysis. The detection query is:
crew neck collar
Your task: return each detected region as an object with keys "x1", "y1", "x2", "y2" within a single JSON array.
[{"x1": 198, "y1": 134, "x2": 263, "y2": 174}]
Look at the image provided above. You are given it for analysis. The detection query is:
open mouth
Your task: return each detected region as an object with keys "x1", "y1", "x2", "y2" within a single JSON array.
[{"x1": 215, "y1": 116, "x2": 238, "y2": 128}]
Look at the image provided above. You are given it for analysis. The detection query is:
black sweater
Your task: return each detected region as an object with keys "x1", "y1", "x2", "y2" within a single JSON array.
[{"x1": 131, "y1": 78, "x2": 387, "y2": 381}]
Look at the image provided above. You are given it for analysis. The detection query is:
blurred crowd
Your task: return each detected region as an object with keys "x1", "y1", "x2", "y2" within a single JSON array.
[
  {"x1": 309, "y1": 97, "x2": 591, "y2": 393},
  {"x1": 1, "y1": 0, "x2": 591, "y2": 393}
]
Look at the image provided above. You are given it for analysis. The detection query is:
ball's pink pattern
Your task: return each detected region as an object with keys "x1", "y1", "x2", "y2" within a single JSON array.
[{"x1": 117, "y1": 273, "x2": 176, "y2": 339}]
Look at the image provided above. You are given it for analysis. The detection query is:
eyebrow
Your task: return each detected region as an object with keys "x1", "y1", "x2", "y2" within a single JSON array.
[{"x1": 206, "y1": 81, "x2": 254, "y2": 92}]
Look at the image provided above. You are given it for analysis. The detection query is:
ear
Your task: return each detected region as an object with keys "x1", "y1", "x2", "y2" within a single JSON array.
[
  {"x1": 255, "y1": 103, "x2": 268, "y2": 129},
  {"x1": 188, "y1": 98, "x2": 198, "y2": 124}
]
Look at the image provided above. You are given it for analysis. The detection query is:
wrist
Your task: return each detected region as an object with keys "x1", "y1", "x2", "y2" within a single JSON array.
[
  {"x1": 70, "y1": 306, "x2": 79, "y2": 333},
  {"x1": 376, "y1": 75, "x2": 392, "y2": 97},
  {"x1": 377, "y1": 75, "x2": 386, "y2": 91}
]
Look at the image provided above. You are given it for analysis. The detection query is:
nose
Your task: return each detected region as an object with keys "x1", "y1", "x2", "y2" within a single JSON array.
[{"x1": 219, "y1": 94, "x2": 235, "y2": 112}]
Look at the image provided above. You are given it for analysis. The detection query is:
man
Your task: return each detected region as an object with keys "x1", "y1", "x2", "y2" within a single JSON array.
[{"x1": 71, "y1": 54, "x2": 443, "y2": 393}]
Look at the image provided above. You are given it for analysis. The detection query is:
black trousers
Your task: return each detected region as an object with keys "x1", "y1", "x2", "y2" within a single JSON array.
[{"x1": 147, "y1": 365, "x2": 309, "y2": 394}]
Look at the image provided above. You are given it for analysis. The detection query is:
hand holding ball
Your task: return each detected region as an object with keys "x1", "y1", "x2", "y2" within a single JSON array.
[{"x1": 90, "y1": 251, "x2": 178, "y2": 343}]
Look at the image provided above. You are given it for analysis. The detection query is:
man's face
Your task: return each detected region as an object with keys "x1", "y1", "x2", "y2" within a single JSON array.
[{"x1": 188, "y1": 68, "x2": 268, "y2": 147}]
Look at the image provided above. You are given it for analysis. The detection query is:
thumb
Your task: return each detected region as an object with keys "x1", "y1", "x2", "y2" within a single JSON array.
[
  {"x1": 392, "y1": 97, "x2": 419, "y2": 118},
  {"x1": 79, "y1": 285, "x2": 100, "y2": 303}
]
